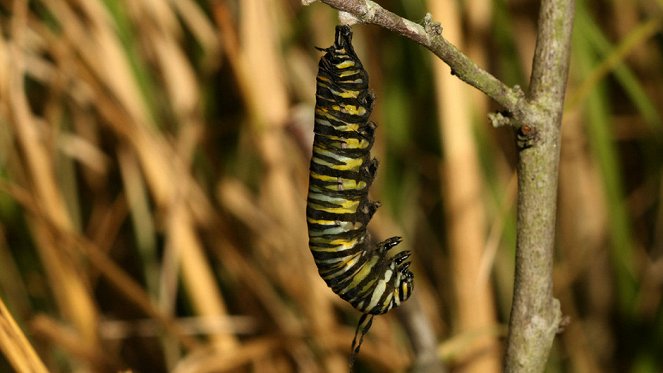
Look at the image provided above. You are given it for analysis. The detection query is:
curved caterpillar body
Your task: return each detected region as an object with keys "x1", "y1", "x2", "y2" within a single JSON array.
[{"x1": 306, "y1": 25, "x2": 414, "y2": 363}]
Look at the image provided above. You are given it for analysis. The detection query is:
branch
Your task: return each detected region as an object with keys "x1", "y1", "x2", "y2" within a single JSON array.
[
  {"x1": 310, "y1": 0, "x2": 525, "y2": 119},
  {"x1": 504, "y1": 0, "x2": 575, "y2": 371}
]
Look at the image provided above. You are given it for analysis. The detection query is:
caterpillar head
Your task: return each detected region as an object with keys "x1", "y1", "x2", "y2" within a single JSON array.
[{"x1": 392, "y1": 251, "x2": 414, "y2": 305}]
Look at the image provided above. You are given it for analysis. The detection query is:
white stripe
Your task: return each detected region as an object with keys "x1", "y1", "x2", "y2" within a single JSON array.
[{"x1": 366, "y1": 280, "x2": 387, "y2": 311}]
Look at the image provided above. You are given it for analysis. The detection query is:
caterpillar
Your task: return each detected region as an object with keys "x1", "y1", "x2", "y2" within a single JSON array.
[{"x1": 306, "y1": 25, "x2": 414, "y2": 367}]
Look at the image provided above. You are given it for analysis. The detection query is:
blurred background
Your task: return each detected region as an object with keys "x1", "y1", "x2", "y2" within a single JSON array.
[{"x1": 0, "y1": 0, "x2": 662, "y2": 372}]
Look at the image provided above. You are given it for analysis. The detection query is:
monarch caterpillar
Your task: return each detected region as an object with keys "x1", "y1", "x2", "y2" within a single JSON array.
[{"x1": 306, "y1": 25, "x2": 414, "y2": 366}]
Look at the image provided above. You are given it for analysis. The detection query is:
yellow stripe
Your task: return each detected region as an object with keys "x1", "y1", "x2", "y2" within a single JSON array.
[
  {"x1": 307, "y1": 217, "x2": 363, "y2": 229},
  {"x1": 324, "y1": 136, "x2": 369, "y2": 150},
  {"x1": 310, "y1": 236, "x2": 360, "y2": 252},
  {"x1": 336, "y1": 60, "x2": 355, "y2": 69},
  {"x1": 310, "y1": 235, "x2": 365, "y2": 246},
  {"x1": 308, "y1": 193, "x2": 358, "y2": 209},
  {"x1": 308, "y1": 202, "x2": 358, "y2": 214},
  {"x1": 310, "y1": 171, "x2": 365, "y2": 189},
  {"x1": 308, "y1": 191, "x2": 357, "y2": 205},
  {"x1": 339, "y1": 70, "x2": 361, "y2": 78},
  {"x1": 312, "y1": 153, "x2": 363, "y2": 172},
  {"x1": 310, "y1": 179, "x2": 366, "y2": 192},
  {"x1": 331, "y1": 104, "x2": 367, "y2": 116},
  {"x1": 349, "y1": 259, "x2": 376, "y2": 284},
  {"x1": 308, "y1": 205, "x2": 357, "y2": 214},
  {"x1": 309, "y1": 171, "x2": 339, "y2": 182},
  {"x1": 334, "y1": 89, "x2": 360, "y2": 99},
  {"x1": 318, "y1": 79, "x2": 361, "y2": 99},
  {"x1": 315, "y1": 110, "x2": 360, "y2": 132}
]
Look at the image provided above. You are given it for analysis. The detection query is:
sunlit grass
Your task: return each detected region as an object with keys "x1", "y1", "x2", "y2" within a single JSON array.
[{"x1": 0, "y1": 0, "x2": 661, "y2": 371}]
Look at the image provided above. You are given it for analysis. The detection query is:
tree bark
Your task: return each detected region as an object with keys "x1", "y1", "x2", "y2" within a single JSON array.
[{"x1": 504, "y1": 0, "x2": 575, "y2": 371}]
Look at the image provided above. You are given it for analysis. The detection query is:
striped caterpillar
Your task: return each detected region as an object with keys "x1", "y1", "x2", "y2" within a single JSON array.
[{"x1": 306, "y1": 25, "x2": 414, "y2": 366}]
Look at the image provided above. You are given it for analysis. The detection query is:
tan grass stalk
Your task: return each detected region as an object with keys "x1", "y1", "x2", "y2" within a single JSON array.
[
  {"x1": 0, "y1": 298, "x2": 48, "y2": 373},
  {"x1": 6, "y1": 0, "x2": 99, "y2": 347},
  {"x1": 426, "y1": 0, "x2": 500, "y2": 371},
  {"x1": 173, "y1": 0, "x2": 220, "y2": 63},
  {"x1": 239, "y1": 0, "x2": 345, "y2": 369},
  {"x1": 30, "y1": 315, "x2": 119, "y2": 370},
  {"x1": 167, "y1": 205, "x2": 239, "y2": 351},
  {"x1": 172, "y1": 337, "x2": 283, "y2": 373},
  {"x1": 60, "y1": 0, "x2": 237, "y2": 353},
  {"x1": 0, "y1": 180, "x2": 200, "y2": 350}
]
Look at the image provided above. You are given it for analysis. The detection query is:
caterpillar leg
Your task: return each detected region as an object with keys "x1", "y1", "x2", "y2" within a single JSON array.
[
  {"x1": 367, "y1": 157, "x2": 378, "y2": 180},
  {"x1": 360, "y1": 156, "x2": 378, "y2": 183},
  {"x1": 349, "y1": 313, "x2": 374, "y2": 370},
  {"x1": 377, "y1": 236, "x2": 403, "y2": 254},
  {"x1": 365, "y1": 91, "x2": 375, "y2": 110},
  {"x1": 394, "y1": 250, "x2": 412, "y2": 264},
  {"x1": 357, "y1": 121, "x2": 376, "y2": 141},
  {"x1": 363, "y1": 200, "x2": 381, "y2": 220}
]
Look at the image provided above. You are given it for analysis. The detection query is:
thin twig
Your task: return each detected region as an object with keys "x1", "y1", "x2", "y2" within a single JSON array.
[{"x1": 313, "y1": 0, "x2": 525, "y2": 119}]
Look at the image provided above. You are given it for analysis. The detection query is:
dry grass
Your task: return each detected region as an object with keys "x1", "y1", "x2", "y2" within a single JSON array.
[{"x1": 0, "y1": 0, "x2": 662, "y2": 372}]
